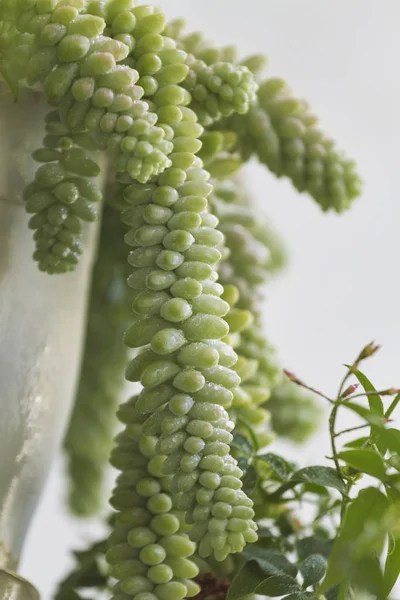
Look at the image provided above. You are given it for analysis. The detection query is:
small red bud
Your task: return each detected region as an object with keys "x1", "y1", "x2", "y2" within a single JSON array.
[
  {"x1": 341, "y1": 383, "x2": 359, "y2": 398},
  {"x1": 283, "y1": 369, "x2": 304, "y2": 386}
]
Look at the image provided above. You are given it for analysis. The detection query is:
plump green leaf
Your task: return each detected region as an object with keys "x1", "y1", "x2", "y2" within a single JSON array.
[
  {"x1": 226, "y1": 560, "x2": 265, "y2": 600},
  {"x1": 290, "y1": 466, "x2": 347, "y2": 494},
  {"x1": 321, "y1": 487, "x2": 389, "y2": 593},
  {"x1": 284, "y1": 594, "x2": 313, "y2": 600},
  {"x1": 255, "y1": 572, "x2": 301, "y2": 597},
  {"x1": 296, "y1": 535, "x2": 334, "y2": 561},
  {"x1": 384, "y1": 532, "x2": 400, "y2": 595},
  {"x1": 338, "y1": 448, "x2": 386, "y2": 479},
  {"x1": 257, "y1": 452, "x2": 294, "y2": 480},
  {"x1": 242, "y1": 463, "x2": 258, "y2": 494},
  {"x1": 241, "y1": 546, "x2": 297, "y2": 578},
  {"x1": 300, "y1": 554, "x2": 327, "y2": 588}
]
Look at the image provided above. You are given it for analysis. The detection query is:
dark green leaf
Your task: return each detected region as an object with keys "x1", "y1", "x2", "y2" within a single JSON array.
[
  {"x1": 325, "y1": 584, "x2": 340, "y2": 600},
  {"x1": 338, "y1": 448, "x2": 386, "y2": 479},
  {"x1": 384, "y1": 532, "x2": 400, "y2": 596},
  {"x1": 291, "y1": 466, "x2": 347, "y2": 494},
  {"x1": 303, "y1": 482, "x2": 330, "y2": 495},
  {"x1": 296, "y1": 535, "x2": 334, "y2": 561},
  {"x1": 321, "y1": 487, "x2": 389, "y2": 593},
  {"x1": 231, "y1": 433, "x2": 253, "y2": 457},
  {"x1": 236, "y1": 417, "x2": 260, "y2": 452},
  {"x1": 348, "y1": 368, "x2": 384, "y2": 415},
  {"x1": 300, "y1": 554, "x2": 327, "y2": 588},
  {"x1": 257, "y1": 452, "x2": 294, "y2": 480},
  {"x1": 343, "y1": 436, "x2": 369, "y2": 448},
  {"x1": 241, "y1": 546, "x2": 297, "y2": 578},
  {"x1": 284, "y1": 595, "x2": 313, "y2": 600},
  {"x1": 255, "y1": 572, "x2": 301, "y2": 597},
  {"x1": 227, "y1": 560, "x2": 265, "y2": 600},
  {"x1": 242, "y1": 463, "x2": 258, "y2": 494}
]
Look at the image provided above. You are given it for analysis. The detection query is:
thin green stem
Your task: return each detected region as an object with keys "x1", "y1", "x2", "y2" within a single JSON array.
[
  {"x1": 334, "y1": 423, "x2": 370, "y2": 438},
  {"x1": 385, "y1": 393, "x2": 400, "y2": 420}
]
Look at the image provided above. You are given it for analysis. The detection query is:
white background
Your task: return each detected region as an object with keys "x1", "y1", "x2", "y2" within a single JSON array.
[{"x1": 20, "y1": 1, "x2": 400, "y2": 597}]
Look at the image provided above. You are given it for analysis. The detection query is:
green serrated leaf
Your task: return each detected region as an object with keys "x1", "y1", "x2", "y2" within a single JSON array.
[
  {"x1": 255, "y1": 572, "x2": 301, "y2": 597},
  {"x1": 296, "y1": 535, "x2": 334, "y2": 561},
  {"x1": 257, "y1": 452, "x2": 294, "y2": 480},
  {"x1": 321, "y1": 487, "x2": 389, "y2": 593},
  {"x1": 241, "y1": 546, "x2": 298, "y2": 578},
  {"x1": 338, "y1": 448, "x2": 386, "y2": 480},
  {"x1": 291, "y1": 466, "x2": 347, "y2": 494},
  {"x1": 300, "y1": 554, "x2": 327, "y2": 588},
  {"x1": 226, "y1": 560, "x2": 265, "y2": 600}
]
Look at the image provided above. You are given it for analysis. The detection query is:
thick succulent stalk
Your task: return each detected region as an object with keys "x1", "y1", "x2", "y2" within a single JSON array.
[{"x1": 64, "y1": 205, "x2": 131, "y2": 517}]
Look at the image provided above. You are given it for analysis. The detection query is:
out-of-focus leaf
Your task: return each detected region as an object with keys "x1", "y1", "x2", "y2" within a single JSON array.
[
  {"x1": 343, "y1": 436, "x2": 369, "y2": 448},
  {"x1": 381, "y1": 428, "x2": 400, "y2": 455},
  {"x1": 226, "y1": 560, "x2": 265, "y2": 600},
  {"x1": 255, "y1": 572, "x2": 301, "y2": 597},
  {"x1": 296, "y1": 535, "x2": 334, "y2": 561},
  {"x1": 383, "y1": 531, "x2": 400, "y2": 596},
  {"x1": 241, "y1": 546, "x2": 297, "y2": 578},
  {"x1": 257, "y1": 452, "x2": 294, "y2": 480},
  {"x1": 321, "y1": 487, "x2": 389, "y2": 593},
  {"x1": 231, "y1": 432, "x2": 253, "y2": 456},
  {"x1": 291, "y1": 466, "x2": 346, "y2": 494},
  {"x1": 241, "y1": 463, "x2": 258, "y2": 494}
]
